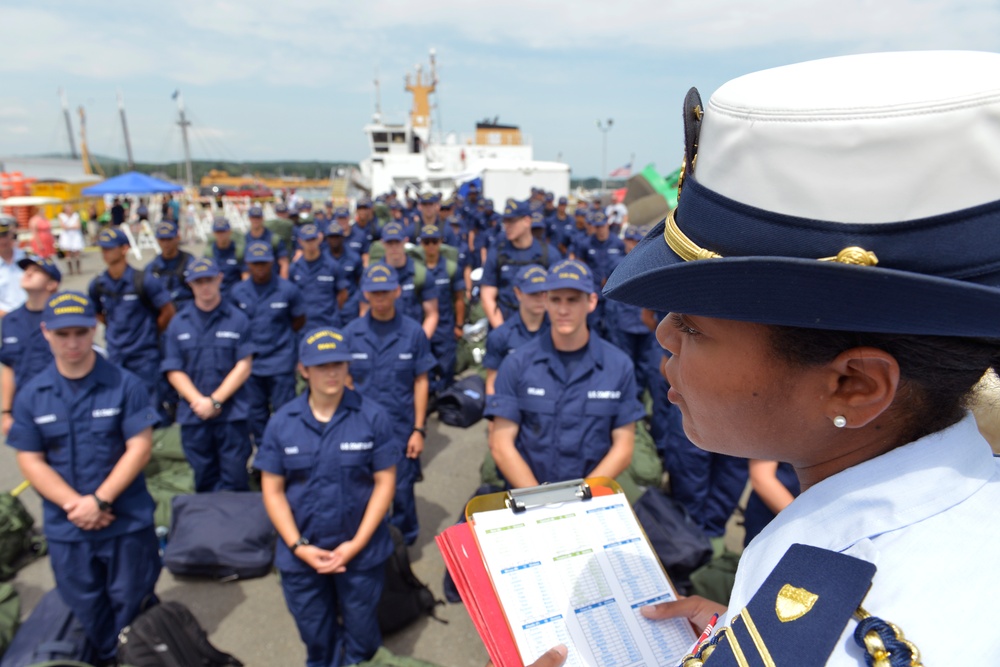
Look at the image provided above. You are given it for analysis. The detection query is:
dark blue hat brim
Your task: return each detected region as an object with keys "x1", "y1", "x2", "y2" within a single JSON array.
[
  {"x1": 604, "y1": 218, "x2": 1000, "y2": 337},
  {"x1": 44, "y1": 315, "x2": 96, "y2": 330}
]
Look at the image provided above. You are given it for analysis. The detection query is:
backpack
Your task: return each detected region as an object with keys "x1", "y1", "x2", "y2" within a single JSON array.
[
  {"x1": 163, "y1": 492, "x2": 276, "y2": 581},
  {"x1": 90, "y1": 269, "x2": 157, "y2": 316},
  {"x1": 146, "y1": 250, "x2": 193, "y2": 285},
  {"x1": 378, "y1": 526, "x2": 443, "y2": 635},
  {"x1": 117, "y1": 601, "x2": 243, "y2": 667},
  {"x1": 0, "y1": 483, "x2": 47, "y2": 582},
  {"x1": 0, "y1": 589, "x2": 94, "y2": 667},
  {"x1": 495, "y1": 240, "x2": 551, "y2": 286},
  {"x1": 0, "y1": 584, "x2": 19, "y2": 659}
]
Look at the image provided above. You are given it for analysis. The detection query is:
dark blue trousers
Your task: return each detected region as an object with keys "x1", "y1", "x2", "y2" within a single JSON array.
[
  {"x1": 245, "y1": 373, "x2": 297, "y2": 445},
  {"x1": 49, "y1": 527, "x2": 161, "y2": 661},
  {"x1": 180, "y1": 420, "x2": 251, "y2": 492},
  {"x1": 609, "y1": 329, "x2": 655, "y2": 399},
  {"x1": 429, "y1": 331, "x2": 457, "y2": 395},
  {"x1": 280, "y1": 563, "x2": 385, "y2": 667},
  {"x1": 390, "y1": 456, "x2": 420, "y2": 545}
]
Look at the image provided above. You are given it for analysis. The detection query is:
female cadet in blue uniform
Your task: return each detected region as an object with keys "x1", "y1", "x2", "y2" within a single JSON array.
[
  {"x1": 0, "y1": 255, "x2": 61, "y2": 435},
  {"x1": 7, "y1": 291, "x2": 161, "y2": 664},
  {"x1": 256, "y1": 327, "x2": 398, "y2": 667},
  {"x1": 483, "y1": 264, "x2": 549, "y2": 395},
  {"x1": 88, "y1": 228, "x2": 175, "y2": 418},
  {"x1": 485, "y1": 260, "x2": 645, "y2": 488},
  {"x1": 231, "y1": 241, "x2": 306, "y2": 446},
  {"x1": 568, "y1": 212, "x2": 624, "y2": 338},
  {"x1": 290, "y1": 223, "x2": 348, "y2": 329},
  {"x1": 162, "y1": 259, "x2": 254, "y2": 492},
  {"x1": 343, "y1": 264, "x2": 435, "y2": 546}
]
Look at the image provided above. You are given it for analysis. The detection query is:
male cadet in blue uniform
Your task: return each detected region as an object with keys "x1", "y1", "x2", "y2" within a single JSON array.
[
  {"x1": 7, "y1": 291, "x2": 161, "y2": 665},
  {"x1": 415, "y1": 191, "x2": 441, "y2": 238},
  {"x1": 162, "y1": 259, "x2": 254, "y2": 492},
  {"x1": 206, "y1": 216, "x2": 246, "y2": 298},
  {"x1": 0, "y1": 256, "x2": 61, "y2": 436},
  {"x1": 558, "y1": 207, "x2": 590, "y2": 256},
  {"x1": 146, "y1": 220, "x2": 195, "y2": 312},
  {"x1": 256, "y1": 328, "x2": 398, "y2": 667},
  {"x1": 89, "y1": 228, "x2": 175, "y2": 416},
  {"x1": 247, "y1": 205, "x2": 290, "y2": 278},
  {"x1": 323, "y1": 224, "x2": 364, "y2": 328},
  {"x1": 360, "y1": 223, "x2": 439, "y2": 339},
  {"x1": 290, "y1": 223, "x2": 348, "y2": 330},
  {"x1": 420, "y1": 224, "x2": 465, "y2": 396},
  {"x1": 485, "y1": 260, "x2": 644, "y2": 488},
  {"x1": 480, "y1": 200, "x2": 560, "y2": 329},
  {"x1": 231, "y1": 241, "x2": 306, "y2": 446},
  {"x1": 344, "y1": 264, "x2": 435, "y2": 545},
  {"x1": 569, "y1": 211, "x2": 624, "y2": 337},
  {"x1": 546, "y1": 196, "x2": 571, "y2": 248},
  {"x1": 604, "y1": 227, "x2": 655, "y2": 396},
  {"x1": 483, "y1": 264, "x2": 549, "y2": 396}
]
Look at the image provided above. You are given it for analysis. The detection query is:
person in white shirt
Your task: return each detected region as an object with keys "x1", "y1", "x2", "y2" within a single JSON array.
[
  {"x1": 0, "y1": 216, "x2": 27, "y2": 318},
  {"x1": 57, "y1": 204, "x2": 85, "y2": 275}
]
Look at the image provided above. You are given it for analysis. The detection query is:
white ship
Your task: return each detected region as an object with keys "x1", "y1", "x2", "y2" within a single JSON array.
[{"x1": 357, "y1": 49, "x2": 570, "y2": 203}]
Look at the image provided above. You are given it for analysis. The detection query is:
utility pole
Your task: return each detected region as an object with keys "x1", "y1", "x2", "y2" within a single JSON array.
[
  {"x1": 59, "y1": 88, "x2": 78, "y2": 159},
  {"x1": 597, "y1": 118, "x2": 613, "y2": 193},
  {"x1": 117, "y1": 90, "x2": 135, "y2": 170},
  {"x1": 173, "y1": 90, "x2": 194, "y2": 187}
]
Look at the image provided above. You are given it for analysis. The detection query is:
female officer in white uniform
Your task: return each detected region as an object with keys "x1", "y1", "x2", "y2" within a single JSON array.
[{"x1": 528, "y1": 50, "x2": 1000, "y2": 667}]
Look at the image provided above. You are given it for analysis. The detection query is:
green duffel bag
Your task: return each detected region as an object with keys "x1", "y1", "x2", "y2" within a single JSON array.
[
  {"x1": 0, "y1": 582, "x2": 20, "y2": 658},
  {"x1": 0, "y1": 481, "x2": 47, "y2": 582},
  {"x1": 349, "y1": 645, "x2": 444, "y2": 667},
  {"x1": 145, "y1": 426, "x2": 196, "y2": 530}
]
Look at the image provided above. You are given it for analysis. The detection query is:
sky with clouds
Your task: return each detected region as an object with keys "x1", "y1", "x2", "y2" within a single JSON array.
[{"x1": 1, "y1": 0, "x2": 998, "y2": 179}]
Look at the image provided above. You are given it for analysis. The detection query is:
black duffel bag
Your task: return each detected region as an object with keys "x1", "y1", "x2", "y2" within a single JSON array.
[
  {"x1": 436, "y1": 375, "x2": 486, "y2": 428},
  {"x1": 633, "y1": 488, "x2": 714, "y2": 596}
]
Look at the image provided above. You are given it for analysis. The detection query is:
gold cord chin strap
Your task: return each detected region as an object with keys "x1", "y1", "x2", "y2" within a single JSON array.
[{"x1": 663, "y1": 208, "x2": 880, "y2": 267}]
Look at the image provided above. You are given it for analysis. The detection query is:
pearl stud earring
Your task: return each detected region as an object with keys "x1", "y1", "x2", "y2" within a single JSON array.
[{"x1": 833, "y1": 416, "x2": 847, "y2": 428}]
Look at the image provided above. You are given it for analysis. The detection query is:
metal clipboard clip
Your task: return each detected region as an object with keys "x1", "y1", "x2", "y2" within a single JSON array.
[{"x1": 506, "y1": 479, "x2": 593, "y2": 514}]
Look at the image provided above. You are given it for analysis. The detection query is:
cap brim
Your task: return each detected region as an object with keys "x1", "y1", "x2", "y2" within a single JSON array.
[
  {"x1": 44, "y1": 315, "x2": 96, "y2": 330},
  {"x1": 604, "y1": 218, "x2": 1000, "y2": 337}
]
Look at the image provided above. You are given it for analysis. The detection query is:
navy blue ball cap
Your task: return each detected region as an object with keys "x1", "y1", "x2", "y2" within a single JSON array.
[
  {"x1": 248, "y1": 205, "x2": 264, "y2": 218},
  {"x1": 356, "y1": 196, "x2": 372, "y2": 209},
  {"x1": 212, "y1": 216, "x2": 231, "y2": 232},
  {"x1": 605, "y1": 51, "x2": 1000, "y2": 337},
  {"x1": 245, "y1": 240, "x2": 275, "y2": 263},
  {"x1": 590, "y1": 212, "x2": 609, "y2": 227},
  {"x1": 381, "y1": 223, "x2": 406, "y2": 242},
  {"x1": 325, "y1": 224, "x2": 345, "y2": 237},
  {"x1": 361, "y1": 262, "x2": 400, "y2": 292},
  {"x1": 185, "y1": 258, "x2": 221, "y2": 282},
  {"x1": 274, "y1": 203, "x2": 288, "y2": 214},
  {"x1": 155, "y1": 221, "x2": 178, "y2": 239},
  {"x1": 334, "y1": 207, "x2": 349, "y2": 218},
  {"x1": 515, "y1": 264, "x2": 548, "y2": 294},
  {"x1": 623, "y1": 227, "x2": 645, "y2": 241},
  {"x1": 97, "y1": 228, "x2": 129, "y2": 248},
  {"x1": 418, "y1": 191, "x2": 441, "y2": 205},
  {"x1": 300, "y1": 200, "x2": 313, "y2": 211},
  {"x1": 502, "y1": 199, "x2": 530, "y2": 221},
  {"x1": 420, "y1": 224, "x2": 443, "y2": 240},
  {"x1": 297, "y1": 224, "x2": 320, "y2": 241},
  {"x1": 299, "y1": 327, "x2": 353, "y2": 366},
  {"x1": 43, "y1": 291, "x2": 96, "y2": 330},
  {"x1": 558, "y1": 196, "x2": 568, "y2": 205},
  {"x1": 18, "y1": 255, "x2": 61, "y2": 282},
  {"x1": 483, "y1": 199, "x2": 494, "y2": 211},
  {"x1": 530, "y1": 213, "x2": 546, "y2": 229},
  {"x1": 574, "y1": 207, "x2": 589, "y2": 218},
  {"x1": 545, "y1": 259, "x2": 595, "y2": 294}
]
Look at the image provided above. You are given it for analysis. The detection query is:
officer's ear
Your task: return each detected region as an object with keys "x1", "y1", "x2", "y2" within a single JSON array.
[{"x1": 586, "y1": 291, "x2": 598, "y2": 314}]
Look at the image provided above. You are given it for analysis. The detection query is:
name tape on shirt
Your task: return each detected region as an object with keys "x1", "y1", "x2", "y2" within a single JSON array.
[
  {"x1": 341, "y1": 441, "x2": 373, "y2": 451},
  {"x1": 216, "y1": 331, "x2": 240, "y2": 339},
  {"x1": 92, "y1": 407, "x2": 122, "y2": 418},
  {"x1": 587, "y1": 390, "x2": 621, "y2": 400},
  {"x1": 527, "y1": 387, "x2": 546, "y2": 396}
]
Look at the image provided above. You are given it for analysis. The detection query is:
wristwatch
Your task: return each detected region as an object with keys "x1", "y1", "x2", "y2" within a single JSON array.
[
  {"x1": 291, "y1": 536, "x2": 310, "y2": 553},
  {"x1": 412, "y1": 426, "x2": 426, "y2": 437},
  {"x1": 93, "y1": 494, "x2": 112, "y2": 512},
  {"x1": 211, "y1": 397, "x2": 223, "y2": 411}
]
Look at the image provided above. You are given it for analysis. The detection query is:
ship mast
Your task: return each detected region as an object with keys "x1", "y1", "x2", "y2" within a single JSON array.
[
  {"x1": 173, "y1": 90, "x2": 194, "y2": 187},
  {"x1": 77, "y1": 106, "x2": 105, "y2": 177},
  {"x1": 117, "y1": 90, "x2": 135, "y2": 170},
  {"x1": 59, "y1": 88, "x2": 78, "y2": 159}
]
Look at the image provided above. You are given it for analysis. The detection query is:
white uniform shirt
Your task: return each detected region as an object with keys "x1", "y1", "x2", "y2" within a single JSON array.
[
  {"x1": 727, "y1": 413, "x2": 1000, "y2": 665},
  {"x1": 0, "y1": 248, "x2": 27, "y2": 314}
]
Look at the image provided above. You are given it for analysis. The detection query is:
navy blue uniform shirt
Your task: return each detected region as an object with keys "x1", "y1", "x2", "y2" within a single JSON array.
[
  {"x1": 160, "y1": 300, "x2": 254, "y2": 425},
  {"x1": 485, "y1": 333, "x2": 645, "y2": 485},
  {"x1": 392, "y1": 257, "x2": 439, "y2": 325},
  {"x1": 289, "y1": 254, "x2": 346, "y2": 329},
  {"x1": 254, "y1": 389, "x2": 401, "y2": 572},
  {"x1": 0, "y1": 305, "x2": 52, "y2": 392},
  {"x1": 230, "y1": 276, "x2": 305, "y2": 376},
  {"x1": 7, "y1": 356, "x2": 159, "y2": 541},
  {"x1": 209, "y1": 243, "x2": 246, "y2": 296},
  {"x1": 146, "y1": 251, "x2": 196, "y2": 310},
  {"x1": 343, "y1": 313, "x2": 436, "y2": 441},
  {"x1": 483, "y1": 312, "x2": 550, "y2": 371},
  {"x1": 88, "y1": 266, "x2": 172, "y2": 364},
  {"x1": 482, "y1": 239, "x2": 562, "y2": 313}
]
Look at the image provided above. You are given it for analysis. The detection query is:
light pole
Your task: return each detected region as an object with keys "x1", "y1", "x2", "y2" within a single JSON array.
[{"x1": 597, "y1": 118, "x2": 613, "y2": 193}]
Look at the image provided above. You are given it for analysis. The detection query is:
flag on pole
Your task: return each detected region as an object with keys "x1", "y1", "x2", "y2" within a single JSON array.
[{"x1": 609, "y1": 162, "x2": 632, "y2": 179}]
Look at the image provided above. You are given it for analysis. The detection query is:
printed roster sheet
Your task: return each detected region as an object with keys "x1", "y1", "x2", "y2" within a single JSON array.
[{"x1": 472, "y1": 493, "x2": 697, "y2": 667}]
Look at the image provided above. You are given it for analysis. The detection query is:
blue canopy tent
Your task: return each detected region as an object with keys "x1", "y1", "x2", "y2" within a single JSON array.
[{"x1": 82, "y1": 171, "x2": 183, "y2": 196}]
